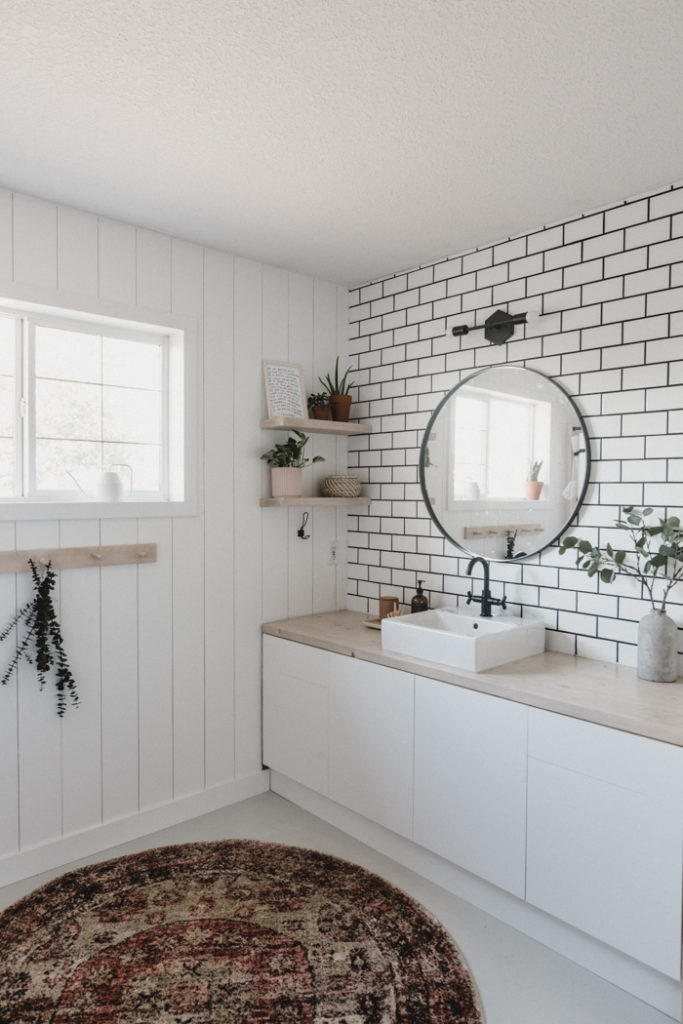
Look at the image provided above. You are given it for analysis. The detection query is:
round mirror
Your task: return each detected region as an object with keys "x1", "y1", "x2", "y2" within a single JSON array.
[{"x1": 419, "y1": 365, "x2": 590, "y2": 561}]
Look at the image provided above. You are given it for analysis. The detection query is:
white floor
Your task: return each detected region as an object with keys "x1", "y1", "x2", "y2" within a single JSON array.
[{"x1": 0, "y1": 791, "x2": 676, "y2": 1024}]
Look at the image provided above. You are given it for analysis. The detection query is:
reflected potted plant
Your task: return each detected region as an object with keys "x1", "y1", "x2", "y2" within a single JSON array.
[
  {"x1": 307, "y1": 392, "x2": 330, "y2": 420},
  {"x1": 260, "y1": 430, "x2": 324, "y2": 497},
  {"x1": 524, "y1": 459, "x2": 543, "y2": 500},
  {"x1": 319, "y1": 356, "x2": 356, "y2": 422},
  {"x1": 559, "y1": 506, "x2": 683, "y2": 682}
]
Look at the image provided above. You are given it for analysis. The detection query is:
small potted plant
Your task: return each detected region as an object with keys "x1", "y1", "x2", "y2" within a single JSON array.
[
  {"x1": 307, "y1": 392, "x2": 330, "y2": 420},
  {"x1": 559, "y1": 506, "x2": 683, "y2": 682},
  {"x1": 524, "y1": 459, "x2": 543, "y2": 500},
  {"x1": 260, "y1": 430, "x2": 324, "y2": 497},
  {"x1": 319, "y1": 356, "x2": 356, "y2": 422}
]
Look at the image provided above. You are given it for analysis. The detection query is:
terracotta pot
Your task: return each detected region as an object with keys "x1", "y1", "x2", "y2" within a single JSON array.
[
  {"x1": 271, "y1": 467, "x2": 302, "y2": 498},
  {"x1": 524, "y1": 480, "x2": 543, "y2": 501},
  {"x1": 329, "y1": 394, "x2": 352, "y2": 422},
  {"x1": 310, "y1": 405, "x2": 331, "y2": 420}
]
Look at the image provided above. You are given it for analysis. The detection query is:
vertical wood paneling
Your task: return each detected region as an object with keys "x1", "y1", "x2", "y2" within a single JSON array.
[
  {"x1": 59, "y1": 519, "x2": 102, "y2": 835},
  {"x1": 0, "y1": 190, "x2": 12, "y2": 282},
  {"x1": 137, "y1": 229, "x2": 171, "y2": 311},
  {"x1": 335, "y1": 286, "x2": 350, "y2": 610},
  {"x1": 261, "y1": 265, "x2": 290, "y2": 624},
  {"x1": 98, "y1": 218, "x2": 136, "y2": 303},
  {"x1": 13, "y1": 195, "x2": 57, "y2": 288},
  {"x1": 57, "y1": 206, "x2": 98, "y2": 296},
  {"x1": 100, "y1": 518, "x2": 139, "y2": 821},
  {"x1": 171, "y1": 240, "x2": 205, "y2": 796},
  {"x1": 312, "y1": 279, "x2": 341, "y2": 612},
  {"x1": 234, "y1": 257, "x2": 263, "y2": 777},
  {"x1": 0, "y1": 188, "x2": 348, "y2": 873},
  {"x1": 0, "y1": 522, "x2": 18, "y2": 856},
  {"x1": 288, "y1": 275, "x2": 315, "y2": 618},
  {"x1": 203, "y1": 247, "x2": 235, "y2": 787},
  {"x1": 137, "y1": 517, "x2": 174, "y2": 809},
  {"x1": 15, "y1": 520, "x2": 61, "y2": 848}
]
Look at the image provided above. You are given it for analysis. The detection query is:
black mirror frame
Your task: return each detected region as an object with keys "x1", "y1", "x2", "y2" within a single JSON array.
[{"x1": 418, "y1": 365, "x2": 592, "y2": 561}]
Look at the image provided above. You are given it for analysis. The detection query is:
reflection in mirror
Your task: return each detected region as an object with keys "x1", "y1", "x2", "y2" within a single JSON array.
[{"x1": 420, "y1": 366, "x2": 590, "y2": 561}]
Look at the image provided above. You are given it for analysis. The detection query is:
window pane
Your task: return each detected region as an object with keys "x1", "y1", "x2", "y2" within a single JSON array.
[
  {"x1": 103, "y1": 443, "x2": 161, "y2": 492},
  {"x1": 35, "y1": 439, "x2": 101, "y2": 492},
  {"x1": 0, "y1": 438, "x2": 14, "y2": 496},
  {"x1": 35, "y1": 326, "x2": 102, "y2": 383},
  {"x1": 0, "y1": 317, "x2": 15, "y2": 375},
  {"x1": 103, "y1": 337, "x2": 161, "y2": 390},
  {"x1": 35, "y1": 379, "x2": 101, "y2": 441},
  {"x1": 103, "y1": 386, "x2": 160, "y2": 444},
  {"x1": 0, "y1": 376, "x2": 14, "y2": 437}
]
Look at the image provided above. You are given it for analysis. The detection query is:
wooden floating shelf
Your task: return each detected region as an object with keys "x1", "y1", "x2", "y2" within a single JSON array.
[
  {"x1": 0, "y1": 543, "x2": 157, "y2": 574},
  {"x1": 260, "y1": 497, "x2": 372, "y2": 508},
  {"x1": 260, "y1": 416, "x2": 372, "y2": 436}
]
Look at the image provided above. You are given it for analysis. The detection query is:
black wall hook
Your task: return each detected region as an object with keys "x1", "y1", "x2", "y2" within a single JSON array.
[{"x1": 297, "y1": 512, "x2": 310, "y2": 540}]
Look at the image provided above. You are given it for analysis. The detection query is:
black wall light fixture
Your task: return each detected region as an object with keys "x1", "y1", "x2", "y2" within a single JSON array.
[{"x1": 451, "y1": 308, "x2": 539, "y2": 346}]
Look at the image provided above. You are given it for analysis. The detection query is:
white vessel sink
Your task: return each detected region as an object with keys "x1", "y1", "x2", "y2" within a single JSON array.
[{"x1": 381, "y1": 607, "x2": 545, "y2": 672}]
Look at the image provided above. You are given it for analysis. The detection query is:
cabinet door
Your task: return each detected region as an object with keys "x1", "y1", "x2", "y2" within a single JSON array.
[
  {"x1": 262, "y1": 636, "x2": 329, "y2": 795},
  {"x1": 527, "y1": 709, "x2": 683, "y2": 979},
  {"x1": 414, "y1": 677, "x2": 528, "y2": 897},
  {"x1": 328, "y1": 654, "x2": 414, "y2": 838}
]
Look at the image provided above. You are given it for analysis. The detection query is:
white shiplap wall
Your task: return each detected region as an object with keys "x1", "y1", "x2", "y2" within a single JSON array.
[{"x1": 0, "y1": 189, "x2": 348, "y2": 884}]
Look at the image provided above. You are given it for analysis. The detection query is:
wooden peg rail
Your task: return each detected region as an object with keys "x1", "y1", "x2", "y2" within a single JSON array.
[{"x1": 0, "y1": 543, "x2": 157, "y2": 575}]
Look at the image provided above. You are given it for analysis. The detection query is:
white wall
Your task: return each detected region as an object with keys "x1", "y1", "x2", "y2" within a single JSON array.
[
  {"x1": 346, "y1": 181, "x2": 683, "y2": 669},
  {"x1": 0, "y1": 189, "x2": 348, "y2": 883}
]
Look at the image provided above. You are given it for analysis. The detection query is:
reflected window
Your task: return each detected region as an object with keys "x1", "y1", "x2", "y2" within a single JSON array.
[{"x1": 450, "y1": 387, "x2": 550, "y2": 500}]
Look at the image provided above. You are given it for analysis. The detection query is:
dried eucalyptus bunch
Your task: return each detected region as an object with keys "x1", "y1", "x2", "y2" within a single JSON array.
[{"x1": 0, "y1": 560, "x2": 79, "y2": 716}]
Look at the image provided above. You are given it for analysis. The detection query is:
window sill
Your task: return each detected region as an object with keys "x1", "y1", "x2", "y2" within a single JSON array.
[{"x1": 0, "y1": 499, "x2": 199, "y2": 521}]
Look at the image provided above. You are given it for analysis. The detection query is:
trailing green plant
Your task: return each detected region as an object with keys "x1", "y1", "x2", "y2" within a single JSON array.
[
  {"x1": 558, "y1": 506, "x2": 683, "y2": 612},
  {"x1": 319, "y1": 356, "x2": 355, "y2": 396},
  {"x1": 260, "y1": 430, "x2": 325, "y2": 468},
  {"x1": 307, "y1": 392, "x2": 329, "y2": 409},
  {"x1": 528, "y1": 459, "x2": 543, "y2": 481},
  {"x1": 0, "y1": 560, "x2": 79, "y2": 716}
]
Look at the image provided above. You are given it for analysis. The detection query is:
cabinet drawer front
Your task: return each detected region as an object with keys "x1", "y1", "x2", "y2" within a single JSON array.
[
  {"x1": 527, "y1": 757, "x2": 683, "y2": 978},
  {"x1": 529, "y1": 707, "x2": 683, "y2": 802},
  {"x1": 262, "y1": 636, "x2": 329, "y2": 793},
  {"x1": 414, "y1": 677, "x2": 528, "y2": 898},
  {"x1": 328, "y1": 655, "x2": 413, "y2": 839}
]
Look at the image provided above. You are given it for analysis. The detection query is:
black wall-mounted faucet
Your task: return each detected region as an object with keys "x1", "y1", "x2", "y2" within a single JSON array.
[{"x1": 466, "y1": 556, "x2": 507, "y2": 618}]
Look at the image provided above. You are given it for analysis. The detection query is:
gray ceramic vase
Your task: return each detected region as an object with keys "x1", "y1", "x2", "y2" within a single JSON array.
[{"x1": 637, "y1": 609, "x2": 679, "y2": 682}]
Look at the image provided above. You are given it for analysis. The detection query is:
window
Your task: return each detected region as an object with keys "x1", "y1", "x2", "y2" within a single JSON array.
[{"x1": 0, "y1": 299, "x2": 193, "y2": 513}]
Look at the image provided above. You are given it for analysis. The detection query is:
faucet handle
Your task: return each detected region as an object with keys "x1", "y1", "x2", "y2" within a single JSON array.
[{"x1": 466, "y1": 590, "x2": 473, "y2": 605}]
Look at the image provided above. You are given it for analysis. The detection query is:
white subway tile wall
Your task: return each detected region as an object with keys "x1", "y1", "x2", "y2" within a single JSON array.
[{"x1": 346, "y1": 183, "x2": 683, "y2": 666}]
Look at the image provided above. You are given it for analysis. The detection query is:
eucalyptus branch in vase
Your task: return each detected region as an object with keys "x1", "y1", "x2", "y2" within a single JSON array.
[
  {"x1": 0, "y1": 560, "x2": 79, "y2": 716},
  {"x1": 559, "y1": 506, "x2": 683, "y2": 682}
]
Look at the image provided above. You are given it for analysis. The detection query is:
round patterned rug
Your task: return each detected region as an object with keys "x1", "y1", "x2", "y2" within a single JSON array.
[{"x1": 0, "y1": 839, "x2": 484, "y2": 1023}]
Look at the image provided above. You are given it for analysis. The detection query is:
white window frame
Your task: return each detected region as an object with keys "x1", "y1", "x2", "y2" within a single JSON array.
[{"x1": 0, "y1": 284, "x2": 199, "y2": 520}]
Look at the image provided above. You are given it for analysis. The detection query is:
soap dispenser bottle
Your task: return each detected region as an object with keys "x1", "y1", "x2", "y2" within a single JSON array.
[{"x1": 411, "y1": 580, "x2": 429, "y2": 613}]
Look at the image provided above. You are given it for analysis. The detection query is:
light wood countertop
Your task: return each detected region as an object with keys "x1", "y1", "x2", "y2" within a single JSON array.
[{"x1": 262, "y1": 610, "x2": 683, "y2": 748}]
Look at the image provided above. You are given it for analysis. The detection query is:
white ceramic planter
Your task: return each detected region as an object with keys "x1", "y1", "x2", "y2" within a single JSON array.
[
  {"x1": 637, "y1": 609, "x2": 679, "y2": 682},
  {"x1": 271, "y1": 467, "x2": 302, "y2": 498}
]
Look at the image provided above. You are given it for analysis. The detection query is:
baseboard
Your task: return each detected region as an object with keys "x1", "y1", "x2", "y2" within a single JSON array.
[
  {"x1": 0, "y1": 770, "x2": 270, "y2": 889},
  {"x1": 270, "y1": 771, "x2": 680, "y2": 1021}
]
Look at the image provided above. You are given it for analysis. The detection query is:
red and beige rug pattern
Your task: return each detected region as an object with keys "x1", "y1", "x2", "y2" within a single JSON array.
[{"x1": 0, "y1": 839, "x2": 484, "y2": 1023}]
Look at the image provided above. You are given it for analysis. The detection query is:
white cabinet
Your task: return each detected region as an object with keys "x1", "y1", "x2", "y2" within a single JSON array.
[
  {"x1": 526, "y1": 709, "x2": 683, "y2": 978},
  {"x1": 263, "y1": 638, "x2": 414, "y2": 837},
  {"x1": 413, "y1": 676, "x2": 528, "y2": 897},
  {"x1": 329, "y1": 654, "x2": 413, "y2": 838},
  {"x1": 263, "y1": 636, "x2": 329, "y2": 794}
]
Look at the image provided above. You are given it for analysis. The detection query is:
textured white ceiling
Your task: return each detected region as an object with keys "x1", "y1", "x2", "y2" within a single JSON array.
[{"x1": 1, "y1": 0, "x2": 682, "y2": 285}]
